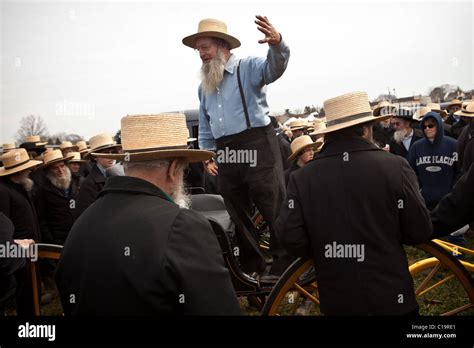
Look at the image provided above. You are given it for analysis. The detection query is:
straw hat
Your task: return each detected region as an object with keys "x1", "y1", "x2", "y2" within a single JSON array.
[
  {"x1": 288, "y1": 135, "x2": 323, "y2": 161},
  {"x1": 0, "y1": 148, "x2": 42, "y2": 176},
  {"x1": 2, "y1": 143, "x2": 16, "y2": 154},
  {"x1": 24, "y1": 135, "x2": 48, "y2": 146},
  {"x1": 60, "y1": 141, "x2": 79, "y2": 152},
  {"x1": 454, "y1": 102, "x2": 474, "y2": 118},
  {"x1": 313, "y1": 92, "x2": 391, "y2": 135},
  {"x1": 373, "y1": 100, "x2": 397, "y2": 117},
  {"x1": 84, "y1": 133, "x2": 121, "y2": 159},
  {"x1": 39, "y1": 149, "x2": 74, "y2": 169},
  {"x1": 413, "y1": 106, "x2": 432, "y2": 122},
  {"x1": 426, "y1": 103, "x2": 447, "y2": 118},
  {"x1": 447, "y1": 99, "x2": 462, "y2": 109},
  {"x1": 309, "y1": 119, "x2": 327, "y2": 135},
  {"x1": 68, "y1": 152, "x2": 87, "y2": 163},
  {"x1": 93, "y1": 113, "x2": 214, "y2": 163},
  {"x1": 288, "y1": 119, "x2": 309, "y2": 131},
  {"x1": 75, "y1": 140, "x2": 89, "y2": 154},
  {"x1": 182, "y1": 18, "x2": 241, "y2": 50}
]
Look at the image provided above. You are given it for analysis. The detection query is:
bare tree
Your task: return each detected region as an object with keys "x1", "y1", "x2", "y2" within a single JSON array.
[
  {"x1": 15, "y1": 115, "x2": 49, "y2": 143},
  {"x1": 65, "y1": 134, "x2": 84, "y2": 143}
]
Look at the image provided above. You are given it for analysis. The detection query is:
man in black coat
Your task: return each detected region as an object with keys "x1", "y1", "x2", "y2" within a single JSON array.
[
  {"x1": 74, "y1": 133, "x2": 121, "y2": 218},
  {"x1": 276, "y1": 92, "x2": 432, "y2": 316},
  {"x1": 56, "y1": 113, "x2": 240, "y2": 316},
  {"x1": 389, "y1": 108, "x2": 423, "y2": 159},
  {"x1": 431, "y1": 163, "x2": 474, "y2": 238},
  {"x1": 455, "y1": 102, "x2": 474, "y2": 172},
  {"x1": 0, "y1": 148, "x2": 42, "y2": 316},
  {"x1": 35, "y1": 150, "x2": 78, "y2": 245}
]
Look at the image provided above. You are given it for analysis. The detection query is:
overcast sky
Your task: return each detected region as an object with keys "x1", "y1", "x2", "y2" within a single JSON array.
[{"x1": 1, "y1": 0, "x2": 473, "y2": 143}]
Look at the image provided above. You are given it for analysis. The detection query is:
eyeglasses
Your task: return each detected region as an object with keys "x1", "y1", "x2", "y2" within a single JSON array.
[{"x1": 422, "y1": 124, "x2": 436, "y2": 129}]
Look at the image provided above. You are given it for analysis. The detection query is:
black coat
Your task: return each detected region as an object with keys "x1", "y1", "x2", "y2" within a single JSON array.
[
  {"x1": 275, "y1": 137, "x2": 432, "y2": 315},
  {"x1": 389, "y1": 129, "x2": 423, "y2": 159},
  {"x1": 0, "y1": 177, "x2": 40, "y2": 241},
  {"x1": 457, "y1": 122, "x2": 474, "y2": 173},
  {"x1": 35, "y1": 174, "x2": 83, "y2": 245},
  {"x1": 278, "y1": 133, "x2": 292, "y2": 170},
  {"x1": 55, "y1": 175, "x2": 240, "y2": 316},
  {"x1": 284, "y1": 160, "x2": 301, "y2": 187},
  {"x1": 431, "y1": 164, "x2": 474, "y2": 238},
  {"x1": 0, "y1": 212, "x2": 26, "y2": 307},
  {"x1": 373, "y1": 123, "x2": 394, "y2": 148},
  {"x1": 450, "y1": 119, "x2": 467, "y2": 140},
  {"x1": 74, "y1": 164, "x2": 106, "y2": 218}
]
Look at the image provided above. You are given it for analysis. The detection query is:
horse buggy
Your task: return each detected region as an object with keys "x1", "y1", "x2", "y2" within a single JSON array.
[{"x1": 29, "y1": 193, "x2": 474, "y2": 316}]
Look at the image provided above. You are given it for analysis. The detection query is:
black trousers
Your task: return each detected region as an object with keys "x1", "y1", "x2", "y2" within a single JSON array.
[{"x1": 216, "y1": 124, "x2": 292, "y2": 275}]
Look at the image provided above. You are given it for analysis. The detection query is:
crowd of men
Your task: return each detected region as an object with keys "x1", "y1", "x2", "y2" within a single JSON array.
[{"x1": 1, "y1": 15, "x2": 473, "y2": 316}]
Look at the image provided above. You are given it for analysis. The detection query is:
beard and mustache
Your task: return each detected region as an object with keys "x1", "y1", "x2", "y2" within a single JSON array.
[
  {"x1": 393, "y1": 129, "x2": 410, "y2": 144},
  {"x1": 200, "y1": 48, "x2": 226, "y2": 96},
  {"x1": 171, "y1": 177, "x2": 191, "y2": 209},
  {"x1": 47, "y1": 167, "x2": 72, "y2": 191}
]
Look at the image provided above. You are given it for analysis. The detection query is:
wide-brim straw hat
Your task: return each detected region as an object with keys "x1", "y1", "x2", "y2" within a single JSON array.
[
  {"x1": 93, "y1": 113, "x2": 214, "y2": 163},
  {"x1": 309, "y1": 119, "x2": 327, "y2": 135},
  {"x1": 68, "y1": 152, "x2": 87, "y2": 163},
  {"x1": 182, "y1": 18, "x2": 241, "y2": 50},
  {"x1": 413, "y1": 106, "x2": 432, "y2": 122},
  {"x1": 60, "y1": 141, "x2": 79, "y2": 152},
  {"x1": 447, "y1": 99, "x2": 462, "y2": 109},
  {"x1": 39, "y1": 149, "x2": 74, "y2": 169},
  {"x1": 373, "y1": 100, "x2": 397, "y2": 117},
  {"x1": 2, "y1": 143, "x2": 17, "y2": 154},
  {"x1": 84, "y1": 133, "x2": 122, "y2": 159},
  {"x1": 24, "y1": 135, "x2": 48, "y2": 146},
  {"x1": 454, "y1": 102, "x2": 474, "y2": 118},
  {"x1": 75, "y1": 140, "x2": 89, "y2": 154},
  {"x1": 427, "y1": 103, "x2": 447, "y2": 118},
  {"x1": 288, "y1": 135, "x2": 324, "y2": 161},
  {"x1": 0, "y1": 148, "x2": 42, "y2": 176},
  {"x1": 288, "y1": 119, "x2": 309, "y2": 131},
  {"x1": 313, "y1": 92, "x2": 391, "y2": 135}
]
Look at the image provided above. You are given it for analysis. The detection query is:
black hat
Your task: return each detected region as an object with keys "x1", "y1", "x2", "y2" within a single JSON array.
[{"x1": 392, "y1": 108, "x2": 415, "y2": 121}]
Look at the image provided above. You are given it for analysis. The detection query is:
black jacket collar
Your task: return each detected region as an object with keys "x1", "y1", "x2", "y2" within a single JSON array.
[
  {"x1": 316, "y1": 136, "x2": 381, "y2": 159},
  {"x1": 99, "y1": 176, "x2": 173, "y2": 203}
]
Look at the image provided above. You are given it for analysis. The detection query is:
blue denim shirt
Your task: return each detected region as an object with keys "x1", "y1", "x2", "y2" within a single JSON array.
[{"x1": 198, "y1": 39, "x2": 290, "y2": 150}]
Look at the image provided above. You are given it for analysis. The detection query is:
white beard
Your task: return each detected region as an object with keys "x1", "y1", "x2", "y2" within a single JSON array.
[
  {"x1": 200, "y1": 49, "x2": 226, "y2": 96},
  {"x1": 20, "y1": 177, "x2": 34, "y2": 192},
  {"x1": 47, "y1": 167, "x2": 72, "y2": 191},
  {"x1": 393, "y1": 129, "x2": 408, "y2": 144},
  {"x1": 171, "y1": 178, "x2": 190, "y2": 209}
]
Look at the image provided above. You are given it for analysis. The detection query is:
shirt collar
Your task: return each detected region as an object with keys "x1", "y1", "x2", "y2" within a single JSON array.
[
  {"x1": 224, "y1": 54, "x2": 238, "y2": 74},
  {"x1": 96, "y1": 163, "x2": 107, "y2": 177},
  {"x1": 404, "y1": 129, "x2": 414, "y2": 139}
]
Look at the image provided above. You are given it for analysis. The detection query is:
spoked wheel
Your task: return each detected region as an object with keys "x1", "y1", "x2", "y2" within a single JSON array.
[
  {"x1": 411, "y1": 241, "x2": 474, "y2": 316},
  {"x1": 261, "y1": 258, "x2": 318, "y2": 316}
]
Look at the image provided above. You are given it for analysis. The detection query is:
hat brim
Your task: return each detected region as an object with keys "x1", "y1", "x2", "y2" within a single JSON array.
[
  {"x1": 288, "y1": 140, "x2": 324, "y2": 161},
  {"x1": 35, "y1": 142, "x2": 48, "y2": 146},
  {"x1": 454, "y1": 110, "x2": 474, "y2": 118},
  {"x1": 182, "y1": 31, "x2": 241, "y2": 50},
  {"x1": 313, "y1": 115, "x2": 391, "y2": 135},
  {"x1": 84, "y1": 144, "x2": 122, "y2": 159},
  {"x1": 448, "y1": 103, "x2": 462, "y2": 109},
  {"x1": 290, "y1": 126, "x2": 308, "y2": 132},
  {"x1": 69, "y1": 159, "x2": 87, "y2": 163},
  {"x1": 92, "y1": 149, "x2": 214, "y2": 163},
  {"x1": 0, "y1": 160, "x2": 43, "y2": 176},
  {"x1": 39, "y1": 155, "x2": 75, "y2": 169},
  {"x1": 430, "y1": 109, "x2": 448, "y2": 117},
  {"x1": 60, "y1": 146, "x2": 79, "y2": 152}
]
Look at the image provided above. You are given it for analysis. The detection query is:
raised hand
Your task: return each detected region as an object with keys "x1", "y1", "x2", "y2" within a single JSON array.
[{"x1": 255, "y1": 15, "x2": 281, "y2": 46}]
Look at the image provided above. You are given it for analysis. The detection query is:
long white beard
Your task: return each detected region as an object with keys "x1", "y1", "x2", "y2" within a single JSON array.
[
  {"x1": 171, "y1": 178, "x2": 191, "y2": 209},
  {"x1": 393, "y1": 129, "x2": 408, "y2": 144},
  {"x1": 200, "y1": 49, "x2": 226, "y2": 96},
  {"x1": 20, "y1": 177, "x2": 34, "y2": 192},
  {"x1": 47, "y1": 167, "x2": 72, "y2": 191}
]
